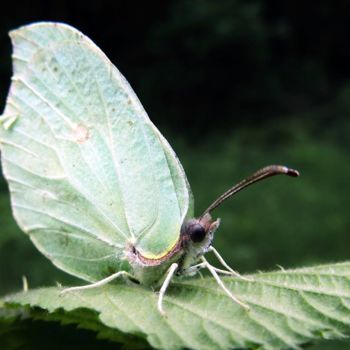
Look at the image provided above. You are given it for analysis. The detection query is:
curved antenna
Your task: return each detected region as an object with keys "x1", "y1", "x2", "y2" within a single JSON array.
[{"x1": 200, "y1": 165, "x2": 299, "y2": 218}]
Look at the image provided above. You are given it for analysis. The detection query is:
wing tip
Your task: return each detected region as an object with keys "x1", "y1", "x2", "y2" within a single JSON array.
[{"x1": 9, "y1": 21, "x2": 79, "y2": 40}]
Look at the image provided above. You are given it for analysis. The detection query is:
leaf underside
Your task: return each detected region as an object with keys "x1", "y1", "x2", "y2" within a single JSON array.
[{"x1": 2, "y1": 262, "x2": 350, "y2": 350}]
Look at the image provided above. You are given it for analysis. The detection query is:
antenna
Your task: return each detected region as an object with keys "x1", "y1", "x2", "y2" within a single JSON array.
[{"x1": 200, "y1": 165, "x2": 299, "y2": 218}]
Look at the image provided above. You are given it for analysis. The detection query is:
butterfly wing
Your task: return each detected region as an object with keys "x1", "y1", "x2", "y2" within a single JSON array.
[{"x1": 0, "y1": 22, "x2": 193, "y2": 282}]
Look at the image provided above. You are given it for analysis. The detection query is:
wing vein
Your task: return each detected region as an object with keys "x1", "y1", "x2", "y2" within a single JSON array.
[
  {"x1": 43, "y1": 46, "x2": 130, "y2": 239},
  {"x1": 13, "y1": 203, "x2": 120, "y2": 248},
  {"x1": 51, "y1": 253, "x2": 116, "y2": 262},
  {"x1": 11, "y1": 79, "x2": 129, "y2": 240},
  {"x1": 1, "y1": 139, "x2": 39, "y2": 157},
  {"x1": 80, "y1": 45, "x2": 134, "y2": 239}
]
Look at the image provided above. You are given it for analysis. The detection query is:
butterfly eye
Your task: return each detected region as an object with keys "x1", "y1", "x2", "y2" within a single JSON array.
[{"x1": 189, "y1": 224, "x2": 206, "y2": 243}]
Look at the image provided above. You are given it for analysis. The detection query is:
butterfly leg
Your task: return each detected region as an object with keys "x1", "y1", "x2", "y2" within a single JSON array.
[
  {"x1": 208, "y1": 246, "x2": 253, "y2": 281},
  {"x1": 60, "y1": 271, "x2": 132, "y2": 294},
  {"x1": 181, "y1": 262, "x2": 238, "y2": 277},
  {"x1": 180, "y1": 262, "x2": 206, "y2": 277},
  {"x1": 201, "y1": 256, "x2": 250, "y2": 310},
  {"x1": 157, "y1": 263, "x2": 178, "y2": 316}
]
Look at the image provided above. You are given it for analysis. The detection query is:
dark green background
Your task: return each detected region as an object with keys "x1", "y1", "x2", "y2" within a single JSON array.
[{"x1": 1, "y1": 1, "x2": 350, "y2": 349}]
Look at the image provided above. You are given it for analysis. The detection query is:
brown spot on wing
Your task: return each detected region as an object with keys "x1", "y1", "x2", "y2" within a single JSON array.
[{"x1": 74, "y1": 124, "x2": 90, "y2": 144}]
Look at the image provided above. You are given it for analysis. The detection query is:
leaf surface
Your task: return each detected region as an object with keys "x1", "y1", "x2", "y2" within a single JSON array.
[{"x1": 2, "y1": 262, "x2": 350, "y2": 350}]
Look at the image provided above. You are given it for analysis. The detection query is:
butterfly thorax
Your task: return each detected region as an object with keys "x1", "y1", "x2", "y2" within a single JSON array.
[
  {"x1": 126, "y1": 213, "x2": 220, "y2": 286},
  {"x1": 126, "y1": 244, "x2": 181, "y2": 286}
]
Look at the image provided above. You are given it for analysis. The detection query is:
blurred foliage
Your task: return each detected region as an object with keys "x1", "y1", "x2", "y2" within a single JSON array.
[{"x1": 1, "y1": 0, "x2": 350, "y2": 348}]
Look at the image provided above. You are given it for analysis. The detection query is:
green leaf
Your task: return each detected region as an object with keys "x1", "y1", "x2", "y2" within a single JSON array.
[{"x1": 2, "y1": 262, "x2": 350, "y2": 350}]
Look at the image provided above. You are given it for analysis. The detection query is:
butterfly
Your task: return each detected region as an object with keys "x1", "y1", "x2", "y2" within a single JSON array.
[{"x1": 0, "y1": 22, "x2": 299, "y2": 315}]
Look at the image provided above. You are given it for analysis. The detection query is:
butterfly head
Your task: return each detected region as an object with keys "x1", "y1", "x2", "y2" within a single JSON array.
[{"x1": 181, "y1": 214, "x2": 220, "y2": 254}]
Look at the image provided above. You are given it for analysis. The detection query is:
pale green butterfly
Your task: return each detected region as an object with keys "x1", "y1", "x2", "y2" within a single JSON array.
[{"x1": 0, "y1": 22, "x2": 299, "y2": 314}]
